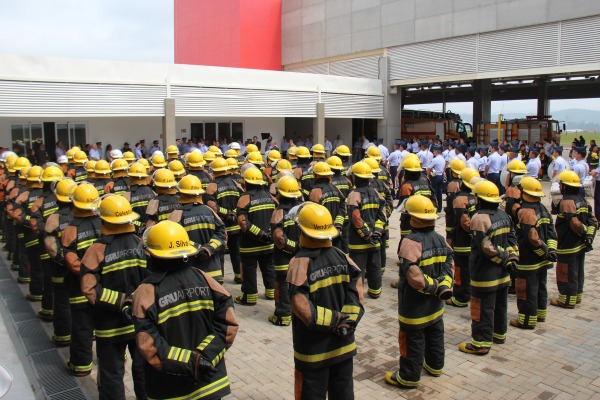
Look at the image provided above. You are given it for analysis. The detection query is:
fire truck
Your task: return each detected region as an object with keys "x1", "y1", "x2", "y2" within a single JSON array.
[
  {"x1": 476, "y1": 115, "x2": 563, "y2": 145},
  {"x1": 401, "y1": 110, "x2": 472, "y2": 141}
]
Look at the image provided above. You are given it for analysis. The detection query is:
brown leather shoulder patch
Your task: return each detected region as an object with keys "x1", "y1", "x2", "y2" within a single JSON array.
[
  {"x1": 309, "y1": 187, "x2": 322, "y2": 203},
  {"x1": 237, "y1": 194, "x2": 250, "y2": 209},
  {"x1": 447, "y1": 181, "x2": 460, "y2": 193},
  {"x1": 123, "y1": 192, "x2": 131, "y2": 201},
  {"x1": 145, "y1": 199, "x2": 158, "y2": 216},
  {"x1": 470, "y1": 213, "x2": 491, "y2": 233},
  {"x1": 31, "y1": 197, "x2": 44, "y2": 213},
  {"x1": 132, "y1": 283, "x2": 156, "y2": 319},
  {"x1": 168, "y1": 209, "x2": 183, "y2": 223},
  {"x1": 61, "y1": 225, "x2": 77, "y2": 247},
  {"x1": 398, "y1": 238, "x2": 422, "y2": 263},
  {"x1": 560, "y1": 199, "x2": 577, "y2": 214},
  {"x1": 347, "y1": 191, "x2": 361, "y2": 207},
  {"x1": 286, "y1": 257, "x2": 309, "y2": 286},
  {"x1": 518, "y1": 207, "x2": 537, "y2": 225},
  {"x1": 270, "y1": 208, "x2": 284, "y2": 225},
  {"x1": 206, "y1": 182, "x2": 218, "y2": 196},
  {"x1": 81, "y1": 243, "x2": 106, "y2": 271},
  {"x1": 453, "y1": 195, "x2": 468, "y2": 209},
  {"x1": 45, "y1": 214, "x2": 59, "y2": 233}
]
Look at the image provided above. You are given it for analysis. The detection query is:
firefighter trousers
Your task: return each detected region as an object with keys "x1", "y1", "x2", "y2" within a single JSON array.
[
  {"x1": 68, "y1": 303, "x2": 94, "y2": 373},
  {"x1": 294, "y1": 358, "x2": 354, "y2": 400},
  {"x1": 556, "y1": 252, "x2": 585, "y2": 306},
  {"x1": 51, "y1": 271, "x2": 71, "y2": 344},
  {"x1": 516, "y1": 268, "x2": 548, "y2": 327},
  {"x1": 16, "y1": 226, "x2": 29, "y2": 282},
  {"x1": 39, "y1": 258, "x2": 54, "y2": 318},
  {"x1": 350, "y1": 250, "x2": 382, "y2": 297},
  {"x1": 341, "y1": 219, "x2": 350, "y2": 254},
  {"x1": 27, "y1": 243, "x2": 43, "y2": 298},
  {"x1": 380, "y1": 229, "x2": 389, "y2": 273},
  {"x1": 96, "y1": 338, "x2": 146, "y2": 400},
  {"x1": 241, "y1": 253, "x2": 275, "y2": 303},
  {"x1": 450, "y1": 255, "x2": 471, "y2": 306},
  {"x1": 227, "y1": 233, "x2": 241, "y2": 279},
  {"x1": 470, "y1": 286, "x2": 509, "y2": 349},
  {"x1": 274, "y1": 269, "x2": 291, "y2": 322},
  {"x1": 396, "y1": 319, "x2": 445, "y2": 387}
]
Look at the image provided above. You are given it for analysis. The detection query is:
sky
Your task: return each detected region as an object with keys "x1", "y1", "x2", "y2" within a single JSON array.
[
  {"x1": 0, "y1": 0, "x2": 174, "y2": 63},
  {"x1": 0, "y1": 0, "x2": 598, "y2": 115}
]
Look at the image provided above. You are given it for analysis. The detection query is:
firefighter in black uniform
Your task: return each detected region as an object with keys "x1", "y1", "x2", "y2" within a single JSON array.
[
  {"x1": 8, "y1": 166, "x2": 32, "y2": 283},
  {"x1": 287, "y1": 202, "x2": 365, "y2": 400},
  {"x1": 363, "y1": 157, "x2": 393, "y2": 274},
  {"x1": 503, "y1": 159, "x2": 528, "y2": 222},
  {"x1": 269, "y1": 176, "x2": 302, "y2": 326},
  {"x1": 93, "y1": 160, "x2": 112, "y2": 196},
  {"x1": 347, "y1": 162, "x2": 387, "y2": 299},
  {"x1": 124, "y1": 162, "x2": 156, "y2": 235},
  {"x1": 80, "y1": 195, "x2": 147, "y2": 399},
  {"x1": 235, "y1": 167, "x2": 277, "y2": 305},
  {"x1": 168, "y1": 174, "x2": 227, "y2": 283},
  {"x1": 551, "y1": 171, "x2": 597, "y2": 308},
  {"x1": 333, "y1": 145, "x2": 353, "y2": 175},
  {"x1": 13, "y1": 166, "x2": 45, "y2": 302},
  {"x1": 391, "y1": 155, "x2": 435, "y2": 289},
  {"x1": 328, "y1": 155, "x2": 353, "y2": 254},
  {"x1": 61, "y1": 182, "x2": 102, "y2": 375},
  {"x1": 309, "y1": 161, "x2": 346, "y2": 249},
  {"x1": 510, "y1": 177, "x2": 558, "y2": 329},
  {"x1": 131, "y1": 221, "x2": 239, "y2": 400},
  {"x1": 294, "y1": 146, "x2": 314, "y2": 197},
  {"x1": 445, "y1": 168, "x2": 479, "y2": 308},
  {"x1": 29, "y1": 165, "x2": 64, "y2": 321},
  {"x1": 445, "y1": 158, "x2": 466, "y2": 239},
  {"x1": 203, "y1": 158, "x2": 242, "y2": 283},
  {"x1": 67, "y1": 151, "x2": 89, "y2": 182},
  {"x1": 105, "y1": 159, "x2": 130, "y2": 196},
  {"x1": 459, "y1": 180, "x2": 519, "y2": 355},
  {"x1": 145, "y1": 168, "x2": 180, "y2": 228},
  {"x1": 385, "y1": 195, "x2": 453, "y2": 389},
  {"x1": 2, "y1": 155, "x2": 20, "y2": 262},
  {"x1": 43, "y1": 178, "x2": 76, "y2": 346}
]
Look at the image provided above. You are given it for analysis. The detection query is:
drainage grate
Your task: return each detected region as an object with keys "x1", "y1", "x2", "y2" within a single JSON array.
[
  {"x1": 0, "y1": 279, "x2": 23, "y2": 300},
  {"x1": 49, "y1": 389, "x2": 88, "y2": 400},
  {"x1": 16, "y1": 319, "x2": 55, "y2": 355},
  {"x1": 31, "y1": 350, "x2": 87, "y2": 398},
  {"x1": 5, "y1": 297, "x2": 36, "y2": 323}
]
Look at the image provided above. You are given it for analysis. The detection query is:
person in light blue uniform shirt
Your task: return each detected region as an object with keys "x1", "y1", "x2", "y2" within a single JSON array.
[
  {"x1": 485, "y1": 144, "x2": 504, "y2": 194},
  {"x1": 571, "y1": 146, "x2": 589, "y2": 197},
  {"x1": 466, "y1": 148, "x2": 479, "y2": 171},
  {"x1": 526, "y1": 150, "x2": 542, "y2": 178},
  {"x1": 427, "y1": 145, "x2": 446, "y2": 212},
  {"x1": 551, "y1": 146, "x2": 567, "y2": 181}
]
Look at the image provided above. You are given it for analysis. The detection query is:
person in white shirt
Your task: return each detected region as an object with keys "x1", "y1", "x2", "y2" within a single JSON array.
[
  {"x1": 377, "y1": 139, "x2": 389, "y2": 160},
  {"x1": 485, "y1": 145, "x2": 504, "y2": 194},
  {"x1": 411, "y1": 139, "x2": 419, "y2": 153},
  {"x1": 89, "y1": 142, "x2": 102, "y2": 161},
  {"x1": 526, "y1": 150, "x2": 542, "y2": 178},
  {"x1": 324, "y1": 137, "x2": 333, "y2": 157},
  {"x1": 551, "y1": 146, "x2": 567, "y2": 181},
  {"x1": 498, "y1": 145, "x2": 509, "y2": 173},
  {"x1": 571, "y1": 146, "x2": 589, "y2": 182},
  {"x1": 418, "y1": 141, "x2": 433, "y2": 168},
  {"x1": 454, "y1": 145, "x2": 466, "y2": 162},
  {"x1": 478, "y1": 147, "x2": 488, "y2": 177},
  {"x1": 426, "y1": 145, "x2": 446, "y2": 212},
  {"x1": 387, "y1": 142, "x2": 403, "y2": 199},
  {"x1": 333, "y1": 135, "x2": 343, "y2": 150},
  {"x1": 466, "y1": 148, "x2": 479, "y2": 170}
]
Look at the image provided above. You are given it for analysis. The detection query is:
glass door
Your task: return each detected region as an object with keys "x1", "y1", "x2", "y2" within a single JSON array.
[
  {"x1": 10, "y1": 123, "x2": 44, "y2": 156},
  {"x1": 56, "y1": 123, "x2": 87, "y2": 149}
]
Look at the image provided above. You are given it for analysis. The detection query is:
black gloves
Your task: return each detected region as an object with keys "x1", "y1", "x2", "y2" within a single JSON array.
[
  {"x1": 368, "y1": 232, "x2": 381, "y2": 245},
  {"x1": 334, "y1": 313, "x2": 357, "y2": 337},
  {"x1": 547, "y1": 251, "x2": 557, "y2": 263},
  {"x1": 505, "y1": 260, "x2": 518, "y2": 275},
  {"x1": 227, "y1": 213, "x2": 237, "y2": 224},
  {"x1": 585, "y1": 237, "x2": 594, "y2": 253},
  {"x1": 121, "y1": 299, "x2": 133, "y2": 323},
  {"x1": 436, "y1": 276, "x2": 453, "y2": 300},
  {"x1": 258, "y1": 231, "x2": 273, "y2": 244},
  {"x1": 192, "y1": 351, "x2": 217, "y2": 383},
  {"x1": 197, "y1": 247, "x2": 211, "y2": 260}
]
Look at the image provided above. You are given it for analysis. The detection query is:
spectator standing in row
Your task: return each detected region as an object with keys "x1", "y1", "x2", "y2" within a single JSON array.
[
  {"x1": 324, "y1": 136, "x2": 333, "y2": 158},
  {"x1": 104, "y1": 144, "x2": 113, "y2": 161},
  {"x1": 377, "y1": 138, "x2": 389, "y2": 161},
  {"x1": 353, "y1": 139, "x2": 362, "y2": 162},
  {"x1": 89, "y1": 143, "x2": 102, "y2": 161},
  {"x1": 149, "y1": 140, "x2": 160, "y2": 156},
  {"x1": 134, "y1": 143, "x2": 143, "y2": 160},
  {"x1": 55, "y1": 141, "x2": 66, "y2": 161},
  {"x1": 281, "y1": 137, "x2": 290, "y2": 158},
  {"x1": 333, "y1": 134, "x2": 343, "y2": 150},
  {"x1": 139, "y1": 139, "x2": 148, "y2": 158}
]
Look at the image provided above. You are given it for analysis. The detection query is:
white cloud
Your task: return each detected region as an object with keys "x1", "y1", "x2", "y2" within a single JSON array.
[{"x1": 0, "y1": 0, "x2": 173, "y2": 63}]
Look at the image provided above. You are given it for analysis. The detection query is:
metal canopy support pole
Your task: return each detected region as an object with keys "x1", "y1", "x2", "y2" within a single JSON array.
[
  {"x1": 314, "y1": 102, "x2": 325, "y2": 146},
  {"x1": 378, "y1": 56, "x2": 401, "y2": 152},
  {"x1": 473, "y1": 79, "x2": 492, "y2": 126},
  {"x1": 163, "y1": 98, "x2": 176, "y2": 150},
  {"x1": 536, "y1": 78, "x2": 549, "y2": 117}
]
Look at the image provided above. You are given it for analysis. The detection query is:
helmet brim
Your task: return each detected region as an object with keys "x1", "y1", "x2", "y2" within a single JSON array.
[
  {"x1": 73, "y1": 200, "x2": 97, "y2": 210},
  {"x1": 298, "y1": 224, "x2": 339, "y2": 239},
  {"x1": 477, "y1": 195, "x2": 502, "y2": 203},
  {"x1": 279, "y1": 190, "x2": 302, "y2": 198},
  {"x1": 101, "y1": 211, "x2": 140, "y2": 224},
  {"x1": 408, "y1": 211, "x2": 439, "y2": 220},
  {"x1": 354, "y1": 173, "x2": 375, "y2": 179},
  {"x1": 523, "y1": 189, "x2": 545, "y2": 197},
  {"x1": 147, "y1": 243, "x2": 200, "y2": 259}
]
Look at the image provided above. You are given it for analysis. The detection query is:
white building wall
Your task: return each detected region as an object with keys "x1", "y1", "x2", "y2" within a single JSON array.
[{"x1": 325, "y1": 119, "x2": 353, "y2": 150}]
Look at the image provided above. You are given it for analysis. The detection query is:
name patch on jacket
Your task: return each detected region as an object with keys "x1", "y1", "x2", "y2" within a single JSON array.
[{"x1": 158, "y1": 286, "x2": 210, "y2": 308}]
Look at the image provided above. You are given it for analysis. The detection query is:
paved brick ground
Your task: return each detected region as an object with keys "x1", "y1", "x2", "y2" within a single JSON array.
[{"x1": 8, "y1": 181, "x2": 600, "y2": 399}]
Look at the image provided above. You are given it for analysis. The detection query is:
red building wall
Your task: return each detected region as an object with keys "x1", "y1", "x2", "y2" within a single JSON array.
[{"x1": 174, "y1": 0, "x2": 282, "y2": 71}]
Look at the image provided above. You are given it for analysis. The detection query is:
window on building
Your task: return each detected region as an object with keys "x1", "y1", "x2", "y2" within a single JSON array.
[
  {"x1": 56, "y1": 123, "x2": 87, "y2": 149},
  {"x1": 189, "y1": 122, "x2": 243, "y2": 144},
  {"x1": 11, "y1": 123, "x2": 44, "y2": 156}
]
